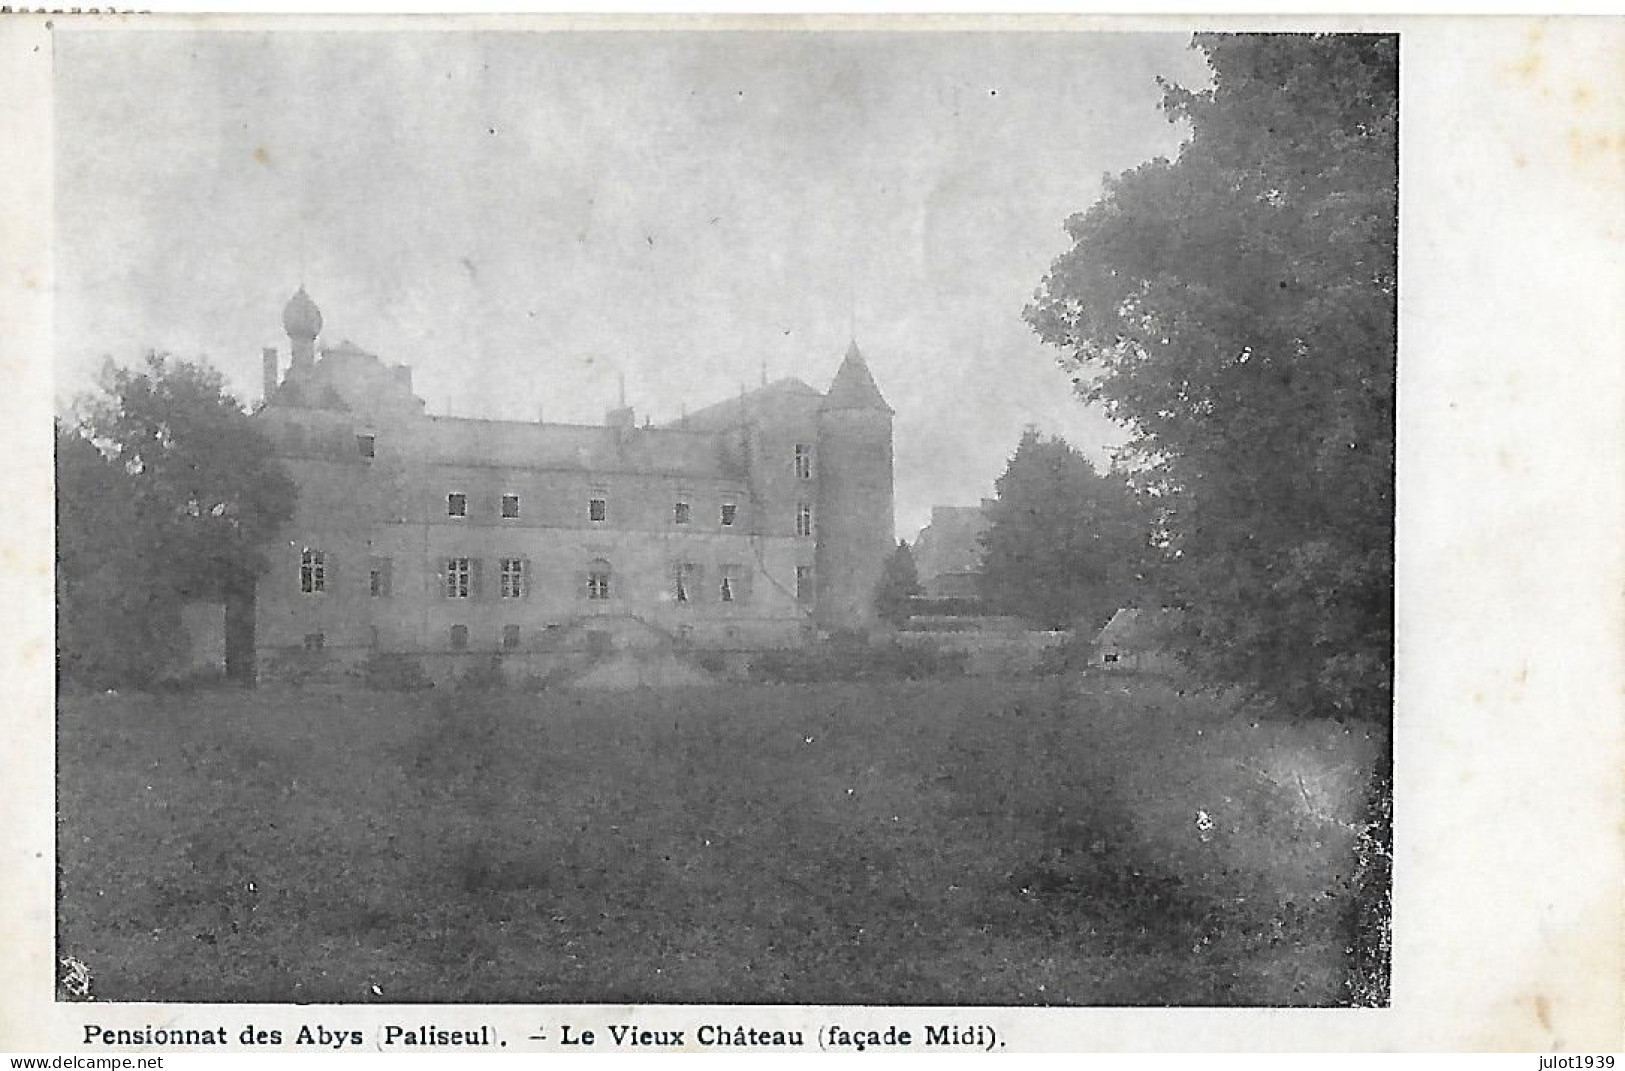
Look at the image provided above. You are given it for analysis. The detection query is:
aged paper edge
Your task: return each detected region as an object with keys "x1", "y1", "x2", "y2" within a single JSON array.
[{"x1": 1, "y1": 12, "x2": 1621, "y2": 1053}]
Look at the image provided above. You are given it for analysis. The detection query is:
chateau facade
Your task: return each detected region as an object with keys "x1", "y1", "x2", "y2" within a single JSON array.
[{"x1": 245, "y1": 288, "x2": 894, "y2": 675}]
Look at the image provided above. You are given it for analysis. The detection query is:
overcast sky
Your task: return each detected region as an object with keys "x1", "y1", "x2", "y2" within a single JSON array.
[{"x1": 54, "y1": 29, "x2": 1208, "y2": 539}]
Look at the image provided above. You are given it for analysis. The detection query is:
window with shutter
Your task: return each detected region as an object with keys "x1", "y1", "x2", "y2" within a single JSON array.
[
  {"x1": 500, "y1": 558, "x2": 525, "y2": 599},
  {"x1": 300, "y1": 549, "x2": 326, "y2": 594},
  {"x1": 587, "y1": 559, "x2": 612, "y2": 600},
  {"x1": 445, "y1": 557, "x2": 471, "y2": 599}
]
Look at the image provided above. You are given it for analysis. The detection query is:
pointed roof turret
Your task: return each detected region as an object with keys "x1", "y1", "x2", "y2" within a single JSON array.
[{"x1": 820, "y1": 340, "x2": 893, "y2": 413}]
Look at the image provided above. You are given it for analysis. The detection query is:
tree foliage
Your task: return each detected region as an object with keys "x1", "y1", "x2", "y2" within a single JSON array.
[
  {"x1": 56, "y1": 422, "x2": 186, "y2": 687},
  {"x1": 873, "y1": 540, "x2": 922, "y2": 628},
  {"x1": 1025, "y1": 34, "x2": 1396, "y2": 717},
  {"x1": 978, "y1": 429, "x2": 1150, "y2": 633},
  {"x1": 58, "y1": 353, "x2": 295, "y2": 686}
]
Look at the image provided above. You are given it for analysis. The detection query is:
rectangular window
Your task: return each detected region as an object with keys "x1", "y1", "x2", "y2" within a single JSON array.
[
  {"x1": 502, "y1": 624, "x2": 521, "y2": 651},
  {"x1": 720, "y1": 501, "x2": 737, "y2": 527},
  {"x1": 499, "y1": 557, "x2": 526, "y2": 599},
  {"x1": 299, "y1": 549, "x2": 325, "y2": 594},
  {"x1": 369, "y1": 557, "x2": 392, "y2": 598},
  {"x1": 357, "y1": 433, "x2": 375, "y2": 459},
  {"x1": 587, "y1": 566, "x2": 611, "y2": 601},
  {"x1": 796, "y1": 502, "x2": 813, "y2": 538},
  {"x1": 795, "y1": 444, "x2": 813, "y2": 479},
  {"x1": 447, "y1": 492, "x2": 467, "y2": 518},
  {"x1": 449, "y1": 624, "x2": 469, "y2": 651},
  {"x1": 445, "y1": 557, "x2": 471, "y2": 599},
  {"x1": 303, "y1": 632, "x2": 325, "y2": 651},
  {"x1": 589, "y1": 497, "x2": 607, "y2": 523},
  {"x1": 720, "y1": 564, "x2": 744, "y2": 603},
  {"x1": 673, "y1": 562, "x2": 699, "y2": 604},
  {"x1": 796, "y1": 565, "x2": 814, "y2": 604},
  {"x1": 673, "y1": 500, "x2": 691, "y2": 525},
  {"x1": 501, "y1": 494, "x2": 520, "y2": 519}
]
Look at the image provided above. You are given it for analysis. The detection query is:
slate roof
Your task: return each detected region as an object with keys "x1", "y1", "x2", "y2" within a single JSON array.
[{"x1": 820, "y1": 341, "x2": 892, "y2": 413}]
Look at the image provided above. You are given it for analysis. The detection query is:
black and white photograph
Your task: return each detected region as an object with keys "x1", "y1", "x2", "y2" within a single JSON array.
[
  {"x1": 5, "y1": 11, "x2": 1621, "y2": 1054},
  {"x1": 46, "y1": 25, "x2": 1395, "y2": 1009}
]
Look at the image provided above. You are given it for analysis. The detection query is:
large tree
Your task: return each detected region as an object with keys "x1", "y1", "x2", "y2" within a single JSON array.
[
  {"x1": 1025, "y1": 34, "x2": 1396, "y2": 718},
  {"x1": 58, "y1": 353, "x2": 295, "y2": 685},
  {"x1": 873, "y1": 540, "x2": 921, "y2": 628},
  {"x1": 56, "y1": 422, "x2": 186, "y2": 687},
  {"x1": 978, "y1": 429, "x2": 1150, "y2": 633}
]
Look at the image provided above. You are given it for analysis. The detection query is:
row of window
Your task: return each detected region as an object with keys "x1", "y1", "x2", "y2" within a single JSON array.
[
  {"x1": 291, "y1": 426, "x2": 817, "y2": 479},
  {"x1": 441, "y1": 493, "x2": 811, "y2": 535},
  {"x1": 303, "y1": 624, "x2": 524, "y2": 652},
  {"x1": 443, "y1": 492, "x2": 769, "y2": 530},
  {"x1": 301, "y1": 550, "x2": 814, "y2": 604}
]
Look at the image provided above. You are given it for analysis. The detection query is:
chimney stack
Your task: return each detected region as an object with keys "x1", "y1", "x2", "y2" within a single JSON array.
[{"x1": 262, "y1": 347, "x2": 279, "y2": 401}]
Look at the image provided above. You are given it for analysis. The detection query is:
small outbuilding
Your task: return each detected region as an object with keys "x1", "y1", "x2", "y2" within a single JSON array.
[{"x1": 1091, "y1": 608, "x2": 1184, "y2": 673}]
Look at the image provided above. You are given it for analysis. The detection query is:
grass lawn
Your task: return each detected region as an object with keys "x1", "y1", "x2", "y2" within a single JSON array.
[{"x1": 57, "y1": 675, "x2": 1385, "y2": 1005}]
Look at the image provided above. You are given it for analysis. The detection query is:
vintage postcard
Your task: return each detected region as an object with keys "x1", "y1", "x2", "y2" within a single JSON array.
[{"x1": 1, "y1": 12, "x2": 1620, "y2": 1054}]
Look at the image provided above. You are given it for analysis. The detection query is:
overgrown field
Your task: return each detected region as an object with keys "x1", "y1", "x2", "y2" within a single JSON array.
[{"x1": 57, "y1": 676, "x2": 1387, "y2": 1005}]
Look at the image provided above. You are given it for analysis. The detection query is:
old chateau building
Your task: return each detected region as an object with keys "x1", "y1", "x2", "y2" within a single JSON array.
[{"x1": 244, "y1": 287, "x2": 894, "y2": 675}]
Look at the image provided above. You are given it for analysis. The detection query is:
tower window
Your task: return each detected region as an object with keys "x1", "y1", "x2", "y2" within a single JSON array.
[
  {"x1": 720, "y1": 501, "x2": 737, "y2": 527},
  {"x1": 589, "y1": 497, "x2": 607, "y2": 524},
  {"x1": 796, "y1": 502, "x2": 813, "y2": 538},
  {"x1": 502, "y1": 624, "x2": 521, "y2": 651},
  {"x1": 501, "y1": 493, "x2": 520, "y2": 519},
  {"x1": 447, "y1": 492, "x2": 467, "y2": 518},
  {"x1": 720, "y1": 564, "x2": 744, "y2": 603},
  {"x1": 356, "y1": 433, "x2": 375, "y2": 459},
  {"x1": 674, "y1": 500, "x2": 691, "y2": 525},
  {"x1": 795, "y1": 443, "x2": 813, "y2": 479},
  {"x1": 499, "y1": 558, "x2": 526, "y2": 599},
  {"x1": 449, "y1": 624, "x2": 469, "y2": 651},
  {"x1": 299, "y1": 549, "x2": 326, "y2": 594},
  {"x1": 369, "y1": 557, "x2": 392, "y2": 598},
  {"x1": 587, "y1": 559, "x2": 612, "y2": 600},
  {"x1": 445, "y1": 557, "x2": 471, "y2": 599},
  {"x1": 796, "y1": 565, "x2": 815, "y2": 604}
]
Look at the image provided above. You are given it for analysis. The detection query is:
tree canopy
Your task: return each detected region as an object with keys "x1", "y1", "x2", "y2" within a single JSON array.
[
  {"x1": 58, "y1": 353, "x2": 294, "y2": 686},
  {"x1": 1025, "y1": 34, "x2": 1396, "y2": 717},
  {"x1": 978, "y1": 429, "x2": 1150, "y2": 633}
]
